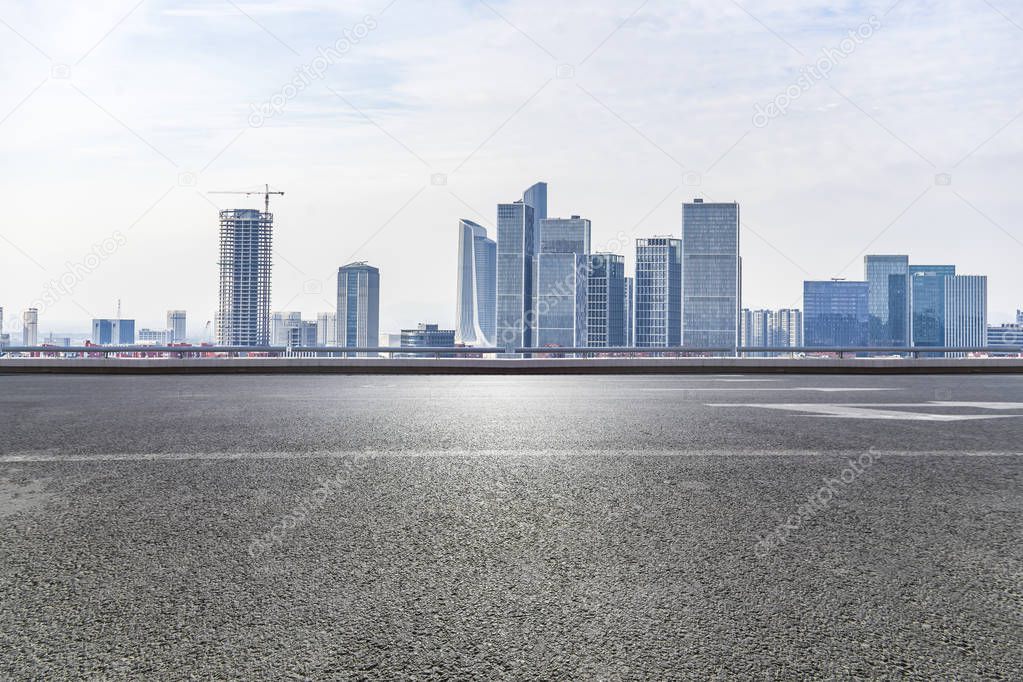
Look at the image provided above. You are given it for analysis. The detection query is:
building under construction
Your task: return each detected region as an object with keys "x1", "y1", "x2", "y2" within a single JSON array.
[{"x1": 216, "y1": 208, "x2": 272, "y2": 346}]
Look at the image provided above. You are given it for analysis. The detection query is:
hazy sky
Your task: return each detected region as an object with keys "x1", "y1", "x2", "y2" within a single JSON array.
[{"x1": 1, "y1": 0, "x2": 1021, "y2": 337}]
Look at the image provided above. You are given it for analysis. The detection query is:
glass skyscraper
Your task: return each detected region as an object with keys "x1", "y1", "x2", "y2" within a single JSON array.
[
  {"x1": 681, "y1": 200, "x2": 741, "y2": 349},
  {"x1": 635, "y1": 237, "x2": 682, "y2": 347},
  {"x1": 803, "y1": 280, "x2": 870, "y2": 347},
  {"x1": 864, "y1": 255, "x2": 909, "y2": 346},
  {"x1": 944, "y1": 275, "x2": 987, "y2": 356},
  {"x1": 909, "y1": 265, "x2": 956, "y2": 348},
  {"x1": 586, "y1": 253, "x2": 626, "y2": 347},
  {"x1": 337, "y1": 262, "x2": 380, "y2": 353},
  {"x1": 455, "y1": 219, "x2": 496, "y2": 346},
  {"x1": 216, "y1": 208, "x2": 272, "y2": 346},
  {"x1": 496, "y1": 182, "x2": 546, "y2": 350},
  {"x1": 535, "y1": 216, "x2": 590, "y2": 348}
]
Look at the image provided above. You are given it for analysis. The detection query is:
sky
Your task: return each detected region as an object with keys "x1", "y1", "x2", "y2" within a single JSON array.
[{"x1": 1, "y1": 0, "x2": 1021, "y2": 338}]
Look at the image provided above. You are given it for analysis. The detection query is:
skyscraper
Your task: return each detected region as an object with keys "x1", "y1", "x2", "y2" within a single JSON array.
[
  {"x1": 22, "y1": 308, "x2": 38, "y2": 346},
  {"x1": 864, "y1": 255, "x2": 909, "y2": 346},
  {"x1": 944, "y1": 275, "x2": 987, "y2": 356},
  {"x1": 624, "y1": 277, "x2": 634, "y2": 347},
  {"x1": 534, "y1": 216, "x2": 590, "y2": 348},
  {"x1": 270, "y1": 311, "x2": 303, "y2": 346},
  {"x1": 316, "y1": 312, "x2": 338, "y2": 346},
  {"x1": 587, "y1": 253, "x2": 626, "y2": 347},
  {"x1": 635, "y1": 237, "x2": 682, "y2": 347},
  {"x1": 216, "y1": 208, "x2": 272, "y2": 346},
  {"x1": 771, "y1": 309, "x2": 803, "y2": 347},
  {"x1": 682, "y1": 199, "x2": 741, "y2": 349},
  {"x1": 803, "y1": 281, "x2": 870, "y2": 347},
  {"x1": 455, "y1": 219, "x2": 496, "y2": 346},
  {"x1": 496, "y1": 182, "x2": 546, "y2": 350},
  {"x1": 337, "y1": 262, "x2": 380, "y2": 351},
  {"x1": 167, "y1": 310, "x2": 187, "y2": 343},
  {"x1": 909, "y1": 265, "x2": 956, "y2": 348}
]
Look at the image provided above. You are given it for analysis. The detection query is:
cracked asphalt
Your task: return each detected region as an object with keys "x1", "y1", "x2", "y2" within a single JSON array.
[{"x1": 0, "y1": 374, "x2": 1020, "y2": 680}]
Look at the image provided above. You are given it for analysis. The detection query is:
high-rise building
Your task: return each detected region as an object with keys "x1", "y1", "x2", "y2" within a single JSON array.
[
  {"x1": 337, "y1": 262, "x2": 380, "y2": 351},
  {"x1": 771, "y1": 309, "x2": 803, "y2": 347},
  {"x1": 291, "y1": 320, "x2": 318, "y2": 347},
  {"x1": 624, "y1": 277, "x2": 634, "y2": 347},
  {"x1": 455, "y1": 219, "x2": 496, "y2": 346},
  {"x1": 535, "y1": 216, "x2": 590, "y2": 348},
  {"x1": 316, "y1": 312, "x2": 338, "y2": 346},
  {"x1": 803, "y1": 281, "x2": 870, "y2": 347},
  {"x1": 587, "y1": 253, "x2": 626, "y2": 347},
  {"x1": 167, "y1": 310, "x2": 187, "y2": 343},
  {"x1": 864, "y1": 255, "x2": 909, "y2": 346},
  {"x1": 270, "y1": 311, "x2": 303, "y2": 346},
  {"x1": 216, "y1": 208, "x2": 272, "y2": 346},
  {"x1": 909, "y1": 265, "x2": 956, "y2": 348},
  {"x1": 496, "y1": 182, "x2": 546, "y2": 350},
  {"x1": 91, "y1": 319, "x2": 135, "y2": 345},
  {"x1": 944, "y1": 275, "x2": 987, "y2": 356},
  {"x1": 635, "y1": 237, "x2": 682, "y2": 347},
  {"x1": 682, "y1": 199, "x2": 741, "y2": 349},
  {"x1": 22, "y1": 308, "x2": 38, "y2": 346}
]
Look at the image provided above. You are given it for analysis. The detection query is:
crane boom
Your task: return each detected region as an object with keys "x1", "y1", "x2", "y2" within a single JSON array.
[{"x1": 210, "y1": 183, "x2": 285, "y2": 213}]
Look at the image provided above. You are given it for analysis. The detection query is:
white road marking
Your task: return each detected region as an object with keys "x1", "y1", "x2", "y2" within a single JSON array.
[
  {"x1": 707, "y1": 402, "x2": 1023, "y2": 421},
  {"x1": 645, "y1": 387, "x2": 899, "y2": 392}
]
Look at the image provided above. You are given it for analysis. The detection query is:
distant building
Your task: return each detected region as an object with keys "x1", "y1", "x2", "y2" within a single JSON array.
[
  {"x1": 22, "y1": 308, "x2": 38, "y2": 346},
  {"x1": 635, "y1": 237, "x2": 682, "y2": 347},
  {"x1": 740, "y1": 309, "x2": 771, "y2": 353},
  {"x1": 455, "y1": 219, "x2": 496, "y2": 347},
  {"x1": 167, "y1": 310, "x2": 187, "y2": 343},
  {"x1": 138, "y1": 328, "x2": 173, "y2": 345},
  {"x1": 401, "y1": 323, "x2": 455, "y2": 352},
  {"x1": 216, "y1": 208, "x2": 272, "y2": 346},
  {"x1": 291, "y1": 320, "x2": 318, "y2": 347},
  {"x1": 316, "y1": 312, "x2": 338, "y2": 346},
  {"x1": 535, "y1": 216, "x2": 590, "y2": 349},
  {"x1": 944, "y1": 275, "x2": 987, "y2": 356},
  {"x1": 682, "y1": 199, "x2": 741, "y2": 349},
  {"x1": 380, "y1": 332, "x2": 402, "y2": 347},
  {"x1": 337, "y1": 262, "x2": 380, "y2": 352},
  {"x1": 624, "y1": 277, "x2": 634, "y2": 347},
  {"x1": 587, "y1": 253, "x2": 626, "y2": 348},
  {"x1": 803, "y1": 281, "x2": 869, "y2": 348},
  {"x1": 864, "y1": 255, "x2": 909, "y2": 346},
  {"x1": 270, "y1": 311, "x2": 302, "y2": 346},
  {"x1": 92, "y1": 318, "x2": 135, "y2": 345},
  {"x1": 909, "y1": 265, "x2": 956, "y2": 348},
  {"x1": 988, "y1": 323, "x2": 1023, "y2": 355},
  {"x1": 496, "y1": 182, "x2": 546, "y2": 350},
  {"x1": 741, "y1": 308, "x2": 802, "y2": 355}
]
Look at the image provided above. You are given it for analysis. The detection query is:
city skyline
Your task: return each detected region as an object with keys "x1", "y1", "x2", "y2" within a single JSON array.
[{"x1": 2, "y1": 2, "x2": 1021, "y2": 334}]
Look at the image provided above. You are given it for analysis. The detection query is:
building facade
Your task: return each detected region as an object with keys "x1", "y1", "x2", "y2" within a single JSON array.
[
  {"x1": 586, "y1": 253, "x2": 626, "y2": 347},
  {"x1": 22, "y1": 308, "x2": 38, "y2": 346},
  {"x1": 535, "y1": 216, "x2": 590, "y2": 349},
  {"x1": 91, "y1": 318, "x2": 135, "y2": 345},
  {"x1": 944, "y1": 275, "x2": 987, "y2": 356},
  {"x1": 682, "y1": 200, "x2": 741, "y2": 349},
  {"x1": 909, "y1": 265, "x2": 956, "y2": 348},
  {"x1": 455, "y1": 219, "x2": 497, "y2": 347},
  {"x1": 316, "y1": 312, "x2": 338, "y2": 346},
  {"x1": 496, "y1": 182, "x2": 546, "y2": 350},
  {"x1": 401, "y1": 323, "x2": 456, "y2": 354},
  {"x1": 337, "y1": 262, "x2": 380, "y2": 351},
  {"x1": 624, "y1": 277, "x2": 634, "y2": 347},
  {"x1": 803, "y1": 281, "x2": 870, "y2": 347},
  {"x1": 864, "y1": 255, "x2": 909, "y2": 346},
  {"x1": 216, "y1": 208, "x2": 272, "y2": 346},
  {"x1": 167, "y1": 310, "x2": 187, "y2": 343},
  {"x1": 138, "y1": 328, "x2": 173, "y2": 345},
  {"x1": 635, "y1": 237, "x2": 682, "y2": 347},
  {"x1": 270, "y1": 311, "x2": 303, "y2": 346}
]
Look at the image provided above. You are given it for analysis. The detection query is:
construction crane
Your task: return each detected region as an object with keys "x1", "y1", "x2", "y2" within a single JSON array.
[{"x1": 210, "y1": 183, "x2": 284, "y2": 213}]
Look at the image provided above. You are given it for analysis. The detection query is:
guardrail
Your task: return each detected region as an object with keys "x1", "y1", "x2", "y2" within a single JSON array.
[{"x1": 1, "y1": 345, "x2": 1020, "y2": 358}]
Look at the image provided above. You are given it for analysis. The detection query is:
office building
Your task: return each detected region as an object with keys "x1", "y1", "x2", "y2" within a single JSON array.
[
  {"x1": 988, "y1": 323, "x2": 1023, "y2": 355},
  {"x1": 535, "y1": 216, "x2": 590, "y2": 348},
  {"x1": 270, "y1": 311, "x2": 302, "y2": 346},
  {"x1": 635, "y1": 237, "x2": 682, "y2": 347},
  {"x1": 337, "y1": 262, "x2": 380, "y2": 351},
  {"x1": 92, "y1": 318, "x2": 136, "y2": 345},
  {"x1": 138, "y1": 328, "x2": 173, "y2": 345},
  {"x1": 624, "y1": 277, "x2": 634, "y2": 347},
  {"x1": 401, "y1": 323, "x2": 456, "y2": 355},
  {"x1": 587, "y1": 253, "x2": 627, "y2": 347},
  {"x1": 496, "y1": 182, "x2": 546, "y2": 350},
  {"x1": 167, "y1": 310, "x2": 187, "y2": 343},
  {"x1": 455, "y1": 219, "x2": 496, "y2": 346},
  {"x1": 803, "y1": 281, "x2": 869, "y2": 347},
  {"x1": 909, "y1": 265, "x2": 956, "y2": 348},
  {"x1": 944, "y1": 275, "x2": 987, "y2": 356},
  {"x1": 864, "y1": 255, "x2": 909, "y2": 346},
  {"x1": 292, "y1": 320, "x2": 318, "y2": 347},
  {"x1": 682, "y1": 199, "x2": 741, "y2": 349},
  {"x1": 317, "y1": 312, "x2": 338, "y2": 346},
  {"x1": 216, "y1": 208, "x2": 272, "y2": 346},
  {"x1": 22, "y1": 308, "x2": 38, "y2": 346}
]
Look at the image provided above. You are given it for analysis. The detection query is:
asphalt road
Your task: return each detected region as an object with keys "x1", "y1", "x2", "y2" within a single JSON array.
[{"x1": 0, "y1": 374, "x2": 1020, "y2": 680}]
